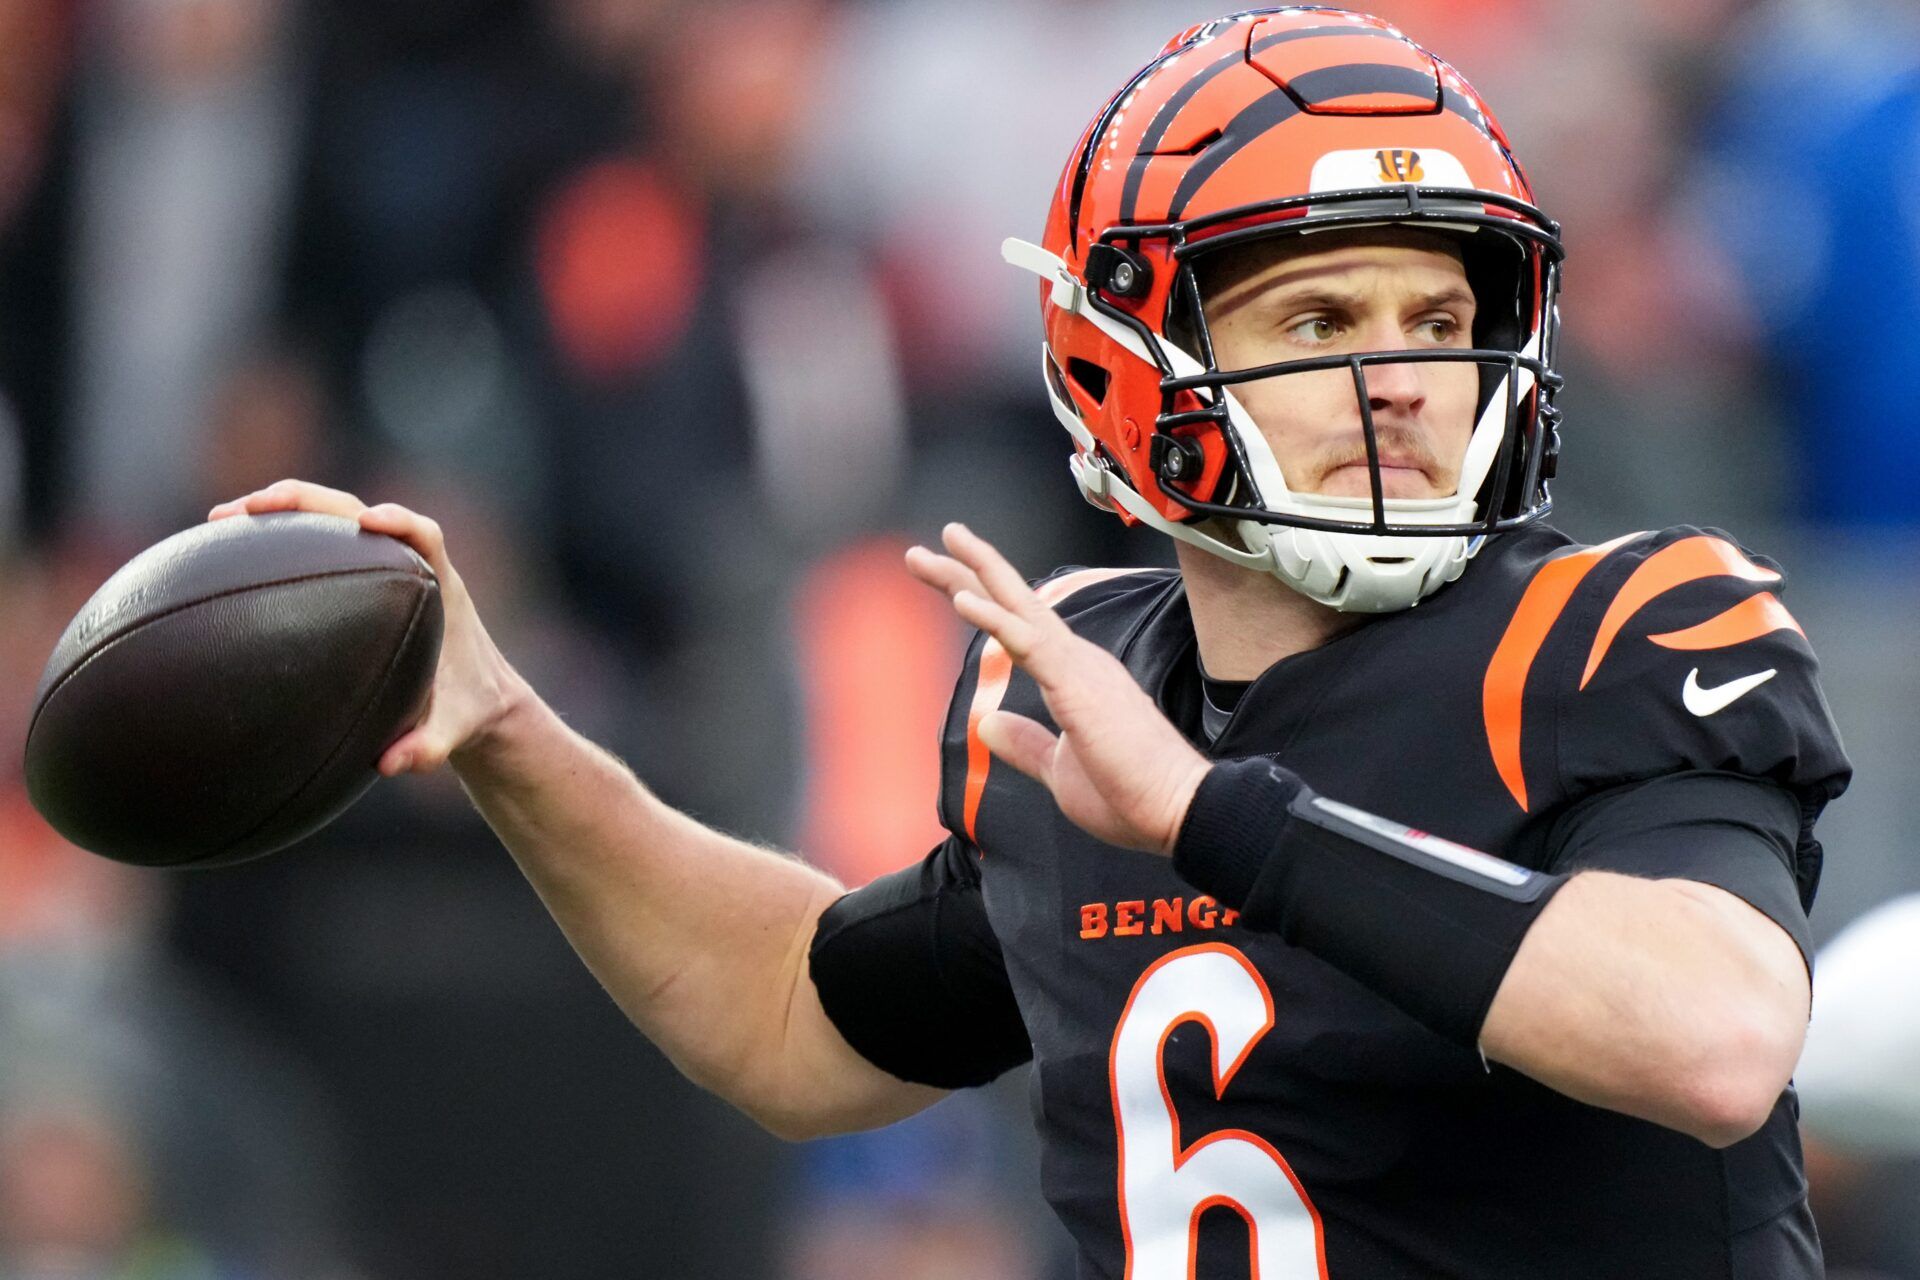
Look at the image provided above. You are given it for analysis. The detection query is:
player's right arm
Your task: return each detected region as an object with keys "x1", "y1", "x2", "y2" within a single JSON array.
[
  {"x1": 207, "y1": 480, "x2": 947, "y2": 1140},
  {"x1": 453, "y1": 687, "x2": 950, "y2": 1140}
]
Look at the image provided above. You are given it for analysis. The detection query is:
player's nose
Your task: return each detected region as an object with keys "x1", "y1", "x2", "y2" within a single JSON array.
[{"x1": 1362, "y1": 356, "x2": 1427, "y2": 421}]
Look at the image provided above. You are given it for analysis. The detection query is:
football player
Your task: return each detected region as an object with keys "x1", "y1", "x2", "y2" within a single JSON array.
[{"x1": 210, "y1": 8, "x2": 1850, "y2": 1276}]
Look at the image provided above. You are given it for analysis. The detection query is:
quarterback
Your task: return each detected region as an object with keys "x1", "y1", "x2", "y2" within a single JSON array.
[{"x1": 210, "y1": 9, "x2": 1850, "y2": 1277}]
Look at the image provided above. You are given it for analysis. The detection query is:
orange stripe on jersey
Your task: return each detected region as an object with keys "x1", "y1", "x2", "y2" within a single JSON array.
[
  {"x1": 1578, "y1": 536, "x2": 1779, "y2": 688},
  {"x1": 962, "y1": 568, "x2": 1137, "y2": 845},
  {"x1": 962, "y1": 645, "x2": 1015, "y2": 845},
  {"x1": 1649, "y1": 591, "x2": 1803, "y2": 651},
  {"x1": 1483, "y1": 534, "x2": 1643, "y2": 812}
]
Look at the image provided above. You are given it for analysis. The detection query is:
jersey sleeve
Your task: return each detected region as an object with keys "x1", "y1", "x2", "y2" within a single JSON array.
[
  {"x1": 1542, "y1": 771, "x2": 1813, "y2": 962},
  {"x1": 807, "y1": 833, "x2": 1031, "y2": 1089},
  {"x1": 1546, "y1": 527, "x2": 1852, "y2": 928}
]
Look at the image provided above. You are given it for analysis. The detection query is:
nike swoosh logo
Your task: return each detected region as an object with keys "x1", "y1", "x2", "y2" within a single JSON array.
[{"x1": 1682, "y1": 667, "x2": 1777, "y2": 717}]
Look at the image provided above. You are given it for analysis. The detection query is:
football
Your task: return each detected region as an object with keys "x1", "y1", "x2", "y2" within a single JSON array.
[{"x1": 22, "y1": 511, "x2": 444, "y2": 868}]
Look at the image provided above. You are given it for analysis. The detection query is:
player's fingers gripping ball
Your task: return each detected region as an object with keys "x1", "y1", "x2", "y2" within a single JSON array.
[
  {"x1": 214, "y1": 488, "x2": 492, "y2": 779},
  {"x1": 206, "y1": 476, "x2": 370, "y2": 523},
  {"x1": 360, "y1": 503, "x2": 451, "y2": 577}
]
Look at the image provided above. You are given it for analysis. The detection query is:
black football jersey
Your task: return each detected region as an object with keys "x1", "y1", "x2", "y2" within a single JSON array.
[{"x1": 811, "y1": 523, "x2": 1851, "y2": 1280}]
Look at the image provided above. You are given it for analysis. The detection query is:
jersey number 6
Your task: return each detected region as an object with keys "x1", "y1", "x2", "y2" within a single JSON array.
[{"x1": 1110, "y1": 943, "x2": 1330, "y2": 1278}]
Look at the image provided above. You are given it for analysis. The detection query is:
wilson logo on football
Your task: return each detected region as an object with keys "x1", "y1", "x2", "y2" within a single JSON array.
[
  {"x1": 1374, "y1": 148, "x2": 1424, "y2": 183},
  {"x1": 1482, "y1": 535, "x2": 1807, "y2": 810}
]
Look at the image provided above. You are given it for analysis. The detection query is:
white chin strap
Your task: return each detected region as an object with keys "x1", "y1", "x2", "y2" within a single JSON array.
[{"x1": 1005, "y1": 237, "x2": 1531, "y2": 614}]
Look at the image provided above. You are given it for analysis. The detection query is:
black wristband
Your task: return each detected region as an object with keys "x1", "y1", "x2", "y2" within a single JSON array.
[{"x1": 1174, "y1": 757, "x2": 1568, "y2": 1047}]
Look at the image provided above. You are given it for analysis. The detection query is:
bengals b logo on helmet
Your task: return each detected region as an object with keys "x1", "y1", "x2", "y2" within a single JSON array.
[{"x1": 1375, "y1": 149, "x2": 1425, "y2": 183}]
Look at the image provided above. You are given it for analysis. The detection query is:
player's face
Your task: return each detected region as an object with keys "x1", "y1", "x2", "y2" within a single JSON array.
[{"x1": 1202, "y1": 234, "x2": 1479, "y2": 501}]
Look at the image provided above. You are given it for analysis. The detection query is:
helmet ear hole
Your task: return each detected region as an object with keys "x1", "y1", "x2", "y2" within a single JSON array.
[{"x1": 1066, "y1": 357, "x2": 1111, "y2": 405}]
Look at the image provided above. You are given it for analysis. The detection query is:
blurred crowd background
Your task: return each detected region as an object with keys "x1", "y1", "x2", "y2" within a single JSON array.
[{"x1": 2, "y1": 0, "x2": 1919, "y2": 1276}]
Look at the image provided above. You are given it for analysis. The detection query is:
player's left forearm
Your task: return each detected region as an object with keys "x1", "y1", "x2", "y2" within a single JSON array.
[
  {"x1": 1480, "y1": 870, "x2": 1808, "y2": 1147},
  {"x1": 1173, "y1": 758, "x2": 1808, "y2": 1148}
]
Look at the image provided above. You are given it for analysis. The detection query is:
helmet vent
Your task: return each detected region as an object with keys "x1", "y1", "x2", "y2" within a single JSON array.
[
  {"x1": 1246, "y1": 17, "x2": 1444, "y2": 117},
  {"x1": 1147, "y1": 128, "x2": 1223, "y2": 158},
  {"x1": 1066, "y1": 358, "x2": 1111, "y2": 405}
]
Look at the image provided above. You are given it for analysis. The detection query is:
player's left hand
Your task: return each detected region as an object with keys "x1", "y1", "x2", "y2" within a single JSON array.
[{"x1": 906, "y1": 524, "x2": 1212, "y2": 856}]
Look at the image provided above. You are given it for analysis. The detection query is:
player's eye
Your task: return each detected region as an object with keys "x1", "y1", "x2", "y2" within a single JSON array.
[
  {"x1": 1414, "y1": 316, "x2": 1460, "y2": 343},
  {"x1": 1288, "y1": 316, "x2": 1340, "y2": 344}
]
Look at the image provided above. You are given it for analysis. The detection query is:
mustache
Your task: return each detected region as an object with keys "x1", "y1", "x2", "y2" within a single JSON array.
[{"x1": 1304, "y1": 424, "x2": 1450, "y2": 485}]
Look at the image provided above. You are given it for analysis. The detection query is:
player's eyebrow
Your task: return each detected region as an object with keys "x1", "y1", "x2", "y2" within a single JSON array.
[
  {"x1": 1409, "y1": 286, "x2": 1477, "y2": 314},
  {"x1": 1212, "y1": 276, "x2": 1477, "y2": 321},
  {"x1": 1256, "y1": 287, "x2": 1368, "y2": 313}
]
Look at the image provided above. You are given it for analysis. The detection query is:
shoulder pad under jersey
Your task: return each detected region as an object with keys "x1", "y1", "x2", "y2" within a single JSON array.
[
  {"x1": 934, "y1": 566, "x2": 1177, "y2": 843},
  {"x1": 1486, "y1": 526, "x2": 1850, "y2": 902}
]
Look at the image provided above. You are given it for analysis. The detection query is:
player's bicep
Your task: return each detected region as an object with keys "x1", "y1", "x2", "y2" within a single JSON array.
[
  {"x1": 1544, "y1": 770, "x2": 1814, "y2": 968},
  {"x1": 773, "y1": 908, "x2": 950, "y2": 1137},
  {"x1": 1664, "y1": 879, "x2": 1810, "y2": 1005},
  {"x1": 809, "y1": 835, "x2": 1033, "y2": 1089}
]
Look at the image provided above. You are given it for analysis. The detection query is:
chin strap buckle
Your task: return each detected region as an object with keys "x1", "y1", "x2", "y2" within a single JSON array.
[
  {"x1": 1539, "y1": 409, "x2": 1562, "y2": 480},
  {"x1": 1070, "y1": 451, "x2": 1119, "y2": 512},
  {"x1": 1001, "y1": 237, "x2": 1083, "y2": 311}
]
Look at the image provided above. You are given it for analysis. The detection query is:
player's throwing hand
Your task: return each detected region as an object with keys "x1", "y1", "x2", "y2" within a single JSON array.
[
  {"x1": 208, "y1": 479, "x2": 528, "y2": 777},
  {"x1": 906, "y1": 523, "x2": 1211, "y2": 856}
]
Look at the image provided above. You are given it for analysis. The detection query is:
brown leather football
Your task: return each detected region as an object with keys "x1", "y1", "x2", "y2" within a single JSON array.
[{"x1": 23, "y1": 511, "x2": 444, "y2": 867}]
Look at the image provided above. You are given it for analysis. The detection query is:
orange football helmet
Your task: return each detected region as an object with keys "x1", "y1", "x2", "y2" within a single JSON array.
[{"x1": 1004, "y1": 7, "x2": 1564, "y2": 612}]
